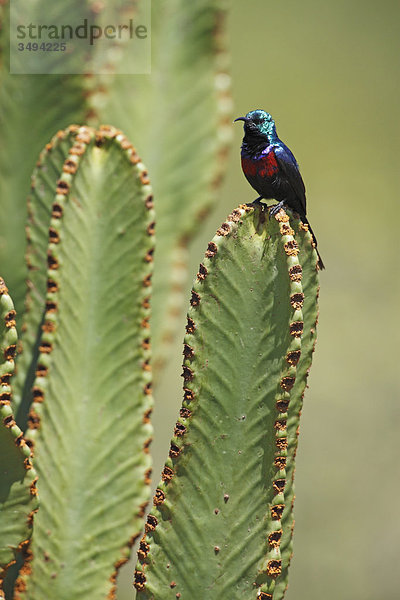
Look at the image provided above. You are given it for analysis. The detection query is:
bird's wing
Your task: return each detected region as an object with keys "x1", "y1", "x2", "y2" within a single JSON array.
[{"x1": 273, "y1": 143, "x2": 307, "y2": 215}]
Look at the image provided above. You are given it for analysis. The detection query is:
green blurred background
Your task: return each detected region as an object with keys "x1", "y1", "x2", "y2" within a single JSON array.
[{"x1": 119, "y1": 0, "x2": 400, "y2": 598}]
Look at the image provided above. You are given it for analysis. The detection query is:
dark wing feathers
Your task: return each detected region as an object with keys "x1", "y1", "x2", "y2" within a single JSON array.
[{"x1": 273, "y1": 144, "x2": 307, "y2": 215}]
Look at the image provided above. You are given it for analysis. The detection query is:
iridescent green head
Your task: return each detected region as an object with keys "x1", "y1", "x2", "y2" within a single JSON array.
[{"x1": 234, "y1": 109, "x2": 276, "y2": 140}]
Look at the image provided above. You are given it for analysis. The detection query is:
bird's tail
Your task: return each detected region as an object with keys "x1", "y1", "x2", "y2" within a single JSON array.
[{"x1": 301, "y1": 216, "x2": 325, "y2": 270}]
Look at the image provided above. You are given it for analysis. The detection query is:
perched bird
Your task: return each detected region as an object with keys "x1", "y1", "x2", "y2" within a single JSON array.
[{"x1": 235, "y1": 109, "x2": 324, "y2": 269}]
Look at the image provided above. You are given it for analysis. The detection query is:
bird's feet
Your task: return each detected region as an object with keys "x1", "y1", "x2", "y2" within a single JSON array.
[
  {"x1": 246, "y1": 197, "x2": 268, "y2": 212},
  {"x1": 269, "y1": 201, "x2": 285, "y2": 218}
]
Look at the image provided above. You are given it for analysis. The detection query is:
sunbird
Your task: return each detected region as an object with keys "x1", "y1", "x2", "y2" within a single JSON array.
[{"x1": 235, "y1": 109, "x2": 324, "y2": 270}]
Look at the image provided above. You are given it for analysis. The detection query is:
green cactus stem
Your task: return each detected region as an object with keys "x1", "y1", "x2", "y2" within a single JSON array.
[
  {"x1": 97, "y1": 0, "x2": 232, "y2": 371},
  {"x1": 12, "y1": 126, "x2": 154, "y2": 600},
  {"x1": 134, "y1": 205, "x2": 320, "y2": 600}
]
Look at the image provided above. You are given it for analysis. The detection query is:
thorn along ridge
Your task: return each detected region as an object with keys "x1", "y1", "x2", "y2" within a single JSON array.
[
  {"x1": 270, "y1": 504, "x2": 285, "y2": 520},
  {"x1": 183, "y1": 343, "x2": 194, "y2": 359},
  {"x1": 186, "y1": 317, "x2": 196, "y2": 334},
  {"x1": 4, "y1": 345, "x2": 17, "y2": 360},
  {"x1": 5, "y1": 310, "x2": 17, "y2": 328},
  {"x1": 48, "y1": 227, "x2": 60, "y2": 244},
  {"x1": 42, "y1": 320, "x2": 56, "y2": 333},
  {"x1": 280, "y1": 223, "x2": 294, "y2": 236},
  {"x1": 169, "y1": 443, "x2": 181, "y2": 459},
  {"x1": 183, "y1": 388, "x2": 195, "y2": 402},
  {"x1": 32, "y1": 387, "x2": 44, "y2": 402},
  {"x1": 38, "y1": 342, "x2": 53, "y2": 354},
  {"x1": 227, "y1": 208, "x2": 243, "y2": 222},
  {"x1": 284, "y1": 239, "x2": 299, "y2": 256},
  {"x1": 275, "y1": 456, "x2": 286, "y2": 469},
  {"x1": 134, "y1": 571, "x2": 146, "y2": 591},
  {"x1": 3, "y1": 414, "x2": 14, "y2": 427},
  {"x1": 275, "y1": 437, "x2": 288, "y2": 451},
  {"x1": 197, "y1": 263, "x2": 208, "y2": 281},
  {"x1": 63, "y1": 159, "x2": 78, "y2": 174},
  {"x1": 268, "y1": 530, "x2": 283, "y2": 548},
  {"x1": 45, "y1": 300, "x2": 58, "y2": 313},
  {"x1": 141, "y1": 316, "x2": 150, "y2": 329},
  {"x1": 289, "y1": 264, "x2": 302, "y2": 281},
  {"x1": 266, "y1": 559, "x2": 282, "y2": 578},
  {"x1": 179, "y1": 407, "x2": 191, "y2": 419},
  {"x1": 0, "y1": 277, "x2": 9, "y2": 294},
  {"x1": 0, "y1": 373, "x2": 12, "y2": 385},
  {"x1": 174, "y1": 422, "x2": 187, "y2": 437},
  {"x1": 216, "y1": 222, "x2": 230, "y2": 236},
  {"x1": 51, "y1": 202, "x2": 63, "y2": 218},
  {"x1": 190, "y1": 291, "x2": 200, "y2": 307},
  {"x1": 205, "y1": 241, "x2": 218, "y2": 258},
  {"x1": 56, "y1": 179, "x2": 70, "y2": 195},
  {"x1": 161, "y1": 466, "x2": 174, "y2": 482},
  {"x1": 181, "y1": 366, "x2": 194, "y2": 381},
  {"x1": 286, "y1": 350, "x2": 301, "y2": 366},
  {"x1": 289, "y1": 321, "x2": 304, "y2": 337},
  {"x1": 153, "y1": 488, "x2": 166, "y2": 505},
  {"x1": 280, "y1": 376, "x2": 295, "y2": 391},
  {"x1": 276, "y1": 398, "x2": 289, "y2": 413},
  {"x1": 273, "y1": 479, "x2": 286, "y2": 494},
  {"x1": 147, "y1": 221, "x2": 155, "y2": 236},
  {"x1": 46, "y1": 278, "x2": 58, "y2": 293},
  {"x1": 142, "y1": 274, "x2": 152, "y2": 288},
  {"x1": 145, "y1": 195, "x2": 154, "y2": 210},
  {"x1": 1, "y1": 392, "x2": 12, "y2": 406}
]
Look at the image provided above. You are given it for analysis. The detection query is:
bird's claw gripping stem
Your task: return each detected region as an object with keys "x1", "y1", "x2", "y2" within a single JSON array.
[{"x1": 269, "y1": 200, "x2": 285, "y2": 218}]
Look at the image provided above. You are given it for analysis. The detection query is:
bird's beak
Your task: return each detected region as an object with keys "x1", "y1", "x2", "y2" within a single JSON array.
[{"x1": 234, "y1": 116, "x2": 247, "y2": 123}]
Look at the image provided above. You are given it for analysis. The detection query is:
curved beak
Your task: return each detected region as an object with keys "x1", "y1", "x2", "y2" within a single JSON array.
[{"x1": 234, "y1": 116, "x2": 247, "y2": 123}]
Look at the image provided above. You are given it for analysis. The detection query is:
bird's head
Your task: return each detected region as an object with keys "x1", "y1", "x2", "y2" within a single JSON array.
[{"x1": 234, "y1": 110, "x2": 276, "y2": 140}]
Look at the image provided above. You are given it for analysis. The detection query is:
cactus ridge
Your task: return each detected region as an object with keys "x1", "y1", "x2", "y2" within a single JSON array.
[
  {"x1": 24, "y1": 126, "x2": 95, "y2": 447},
  {"x1": 13, "y1": 125, "x2": 85, "y2": 424},
  {"x1": 96, "y1": 1, "x2": 232, "y2": 372},
  {"x1": 273, "y1": 219, "x2": 320, "y2": 599},
  {"x1": 0, "y1": 278, "x2": 38, "y2": 596},
  {"x1": 256, "y1": 209, "x2": 306, "y2": 598},
  {"x1": 134, "y1": 205, "x2": 319, "y2": 599},
  {"x1": 13, "y1": 126, "x2": 95, "y2": 594}
]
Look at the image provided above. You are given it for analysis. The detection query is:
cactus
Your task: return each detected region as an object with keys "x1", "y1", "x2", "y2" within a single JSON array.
[
  {"x1": 0, "y1": 4, "x2": 322, "y2": 598},
  {"x1": 0, "y1": 279, "x2": 38, "y2": 597},
  {"x1": 134, "y1": 205, "x2": 319, "y2": 600},
  {"x1": 97, "y1": 0, "x2": 232, "y2": 367},
  {"x1": 0, "y1": 125, "x2": 155, "y2": 599},
  {"x1": 0, "y1": 0, "x2": 231, "y2": 372},
  {"x1": 0, "y1": 1, "x2": 95, "y2": 318},
  {"x1": 1, "y1": 175, "x2": 320, "y2": 599}
]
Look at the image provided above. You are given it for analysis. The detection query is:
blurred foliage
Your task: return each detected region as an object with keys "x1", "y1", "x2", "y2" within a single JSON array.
[{"x1": 118, "y1": 0, "x2": 399, "y2": 599}]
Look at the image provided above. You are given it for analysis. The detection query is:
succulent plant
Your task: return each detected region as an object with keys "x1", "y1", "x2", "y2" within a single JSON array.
[
  {"x1": 0, "y1": 3, "x2": 320, "y2": 599},
  {"x1": 134, "y1": 206, "x2": 319, "y2": 600},
  {"x1": 0, "y1": 0, "x2": 231, "y2": 371},
  {"x1": 0, "y1": 125, "x2": 155, "y2": 599}
]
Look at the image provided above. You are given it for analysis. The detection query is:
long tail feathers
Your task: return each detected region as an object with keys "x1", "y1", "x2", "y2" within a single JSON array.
[{"x1": 301, "y1": 216, "x2": 325, "y2": 270}]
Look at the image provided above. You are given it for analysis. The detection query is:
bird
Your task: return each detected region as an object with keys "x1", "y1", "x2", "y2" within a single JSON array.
[{"x1": 234, "y1": 109, "x2": 324, "y2": 270}]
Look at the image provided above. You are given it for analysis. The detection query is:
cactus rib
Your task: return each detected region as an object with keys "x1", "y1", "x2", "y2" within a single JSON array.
[{"x1": 0, "y1": 278, "x2": 38, "y2": 598}]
